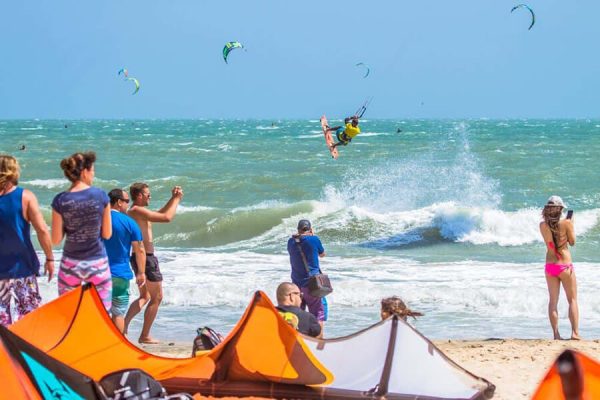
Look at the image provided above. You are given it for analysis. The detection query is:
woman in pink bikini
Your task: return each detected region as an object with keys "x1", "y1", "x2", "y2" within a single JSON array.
[{"x1": 539, "y1": 195, "x2": 579, "y2": 340}]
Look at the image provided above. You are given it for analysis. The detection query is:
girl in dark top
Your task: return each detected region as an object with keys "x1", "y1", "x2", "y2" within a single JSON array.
[
  {"x1": 51, "y1": 152, "x2": 113, "y2": 311},
  {"x1": 539, "y1": 195, "x2": 579, "y2": 340}
]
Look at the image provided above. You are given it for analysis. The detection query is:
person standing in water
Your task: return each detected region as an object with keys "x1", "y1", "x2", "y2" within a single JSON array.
[
  {"x1": 287, "y1": 219, "x2": 328, "y2": 334},
  {"x1": 539, "y1": 195, "x2": 579, "y2": 340}
]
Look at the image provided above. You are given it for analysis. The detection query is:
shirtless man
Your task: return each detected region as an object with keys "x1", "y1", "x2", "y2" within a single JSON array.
[{"x1": 124, "y1": 183, "x2": 183, "y2": 343}]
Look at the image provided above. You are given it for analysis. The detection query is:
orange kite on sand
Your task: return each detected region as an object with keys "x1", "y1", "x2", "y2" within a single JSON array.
[
  {"x1": 10, "y1": 284, "x2": 494, "y2": 399},
  {"x1": 532, "y1": 349, "x2": 600, "y2": 400}
]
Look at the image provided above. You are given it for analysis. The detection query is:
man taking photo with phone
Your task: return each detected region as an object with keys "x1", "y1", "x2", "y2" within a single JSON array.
[{"x1": 287, "y1": 219, "x2": 328, "y2": 334}]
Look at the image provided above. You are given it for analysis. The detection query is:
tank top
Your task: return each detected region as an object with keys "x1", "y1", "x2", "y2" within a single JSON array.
[{"x1": 0, "y1": 187, "x2": 40, "y2": 279}]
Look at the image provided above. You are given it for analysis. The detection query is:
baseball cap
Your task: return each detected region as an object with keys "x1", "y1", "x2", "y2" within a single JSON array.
[
  {"x1": 297, "y1": 219, "x2": 312, "y2": 232},
  {"x1": 547, "y1": 195, "x2": 566, "y2": 208}
]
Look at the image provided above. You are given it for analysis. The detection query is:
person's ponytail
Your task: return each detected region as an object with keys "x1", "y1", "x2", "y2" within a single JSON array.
[{"x1": 60, "y1": 151, "x2": 96, "y2": 183}]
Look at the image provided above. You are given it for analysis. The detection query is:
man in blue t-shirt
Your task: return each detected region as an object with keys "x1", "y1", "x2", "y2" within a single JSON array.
[
  {"x1": 104, "y1": 189, "x2": 146, "y2": 333},
  {"x1": 287, "y1": 219, "x2": 327, "y2": 333}
]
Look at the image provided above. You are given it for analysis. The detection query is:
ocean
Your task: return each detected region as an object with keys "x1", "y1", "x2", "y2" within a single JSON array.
[{"x1": 2, "y1": 119, "x2": 599, "y2": 341}]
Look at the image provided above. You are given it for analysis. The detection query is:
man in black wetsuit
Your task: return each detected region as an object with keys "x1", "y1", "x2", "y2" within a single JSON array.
[{"x1": 276, "y1": 282, "x2": 322, "y2": 338}]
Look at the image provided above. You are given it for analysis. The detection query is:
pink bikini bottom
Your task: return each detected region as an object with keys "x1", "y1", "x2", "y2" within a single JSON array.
[{"x1": 545, "y1": 263, "x2": 573, "y2": 277}]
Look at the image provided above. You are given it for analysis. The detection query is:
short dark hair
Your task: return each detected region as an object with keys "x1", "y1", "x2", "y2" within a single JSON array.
[
  {"x1": 108, "y1": 188, "x2": 125, "y2": 206},
  {"x1": 130, "y1": 182, "x2": 148, "y2": 200},
  {"x1": 297, "y1": 219, "x2": 311, "y2": 232}
]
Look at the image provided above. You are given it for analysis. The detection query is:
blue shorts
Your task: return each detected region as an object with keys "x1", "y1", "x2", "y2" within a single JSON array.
[
  {"x1": 300, "y1": 286, "x2": 328, "y2": 322},
  {"x1": 335, "y1": 128, "x2": 350, "y2": 144},
  {"x1": 111, "y1": 277, "x2": 130, "y2": 317}
]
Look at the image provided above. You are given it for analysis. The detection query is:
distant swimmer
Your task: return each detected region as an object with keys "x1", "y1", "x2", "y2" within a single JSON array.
[
  {"x1": 64, "y1": 124, "x2": 68, "y2": 128},
  {"x1": 396, "y1": 128, "x2": 402, "y2": 133},
  {"x1": 326, "y1": 115, "x2": 361, "y2": 150},
  {"x1": 18, "y1": 145, "x2": 26, "y2": 151}
]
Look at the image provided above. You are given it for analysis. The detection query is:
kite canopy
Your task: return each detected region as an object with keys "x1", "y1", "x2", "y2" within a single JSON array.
[
  {"x1": 355, "y1": 62, "x2": 370, "y2": 78},
  {"x1": 223, "y1": 41, "x2": 244, "y2": 64},
  {"x1": 117, "y1": 68, "x2": 128, "y2": 78},
  {"x1": 532, "y1": 349, "x2": 600, "y2": 400},
  {"x1": 127, "y1": 77, "x2": 140, "y2": 95},
  {"x1": 0, "y1": 324, "x2": 102, "y2": 399},
  {"x1": 511, "y1": 4, "x2": 535, "y2": 30},
  {"x1": 11, "y1": 285, "x2": 494, "y2": 399}
]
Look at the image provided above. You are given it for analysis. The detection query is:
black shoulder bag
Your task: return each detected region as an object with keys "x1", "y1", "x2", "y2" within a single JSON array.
[{"x1": 293, "y1": 235, "x2": 333, "y2": 298}]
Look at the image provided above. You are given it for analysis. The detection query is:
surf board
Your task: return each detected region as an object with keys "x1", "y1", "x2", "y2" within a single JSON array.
[{"x1": 320, "y1": 115, "x2": 338, "y2": 159}]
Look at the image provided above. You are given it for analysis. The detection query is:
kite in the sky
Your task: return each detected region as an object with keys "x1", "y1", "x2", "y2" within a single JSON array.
[
  {"x1": 223, "y1": 41, "x2": 244, "y2": 64},
  {"x1": 127, "y1": 77, "x2": 140, "y2": 95},
  {"x1": 511, "y1": 4, "x2": 535, "y2": 30},
  {"x1": 355, "y1": 62, "x2": 370, "y2": 78},
  {"x1": 118, "y1": 68, "x2": 129, "y2": 78}
]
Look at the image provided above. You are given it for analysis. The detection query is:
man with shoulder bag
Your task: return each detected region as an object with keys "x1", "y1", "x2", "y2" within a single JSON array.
[{"x1": 287, "y1": 219, "x2": 331, "y2": 334}]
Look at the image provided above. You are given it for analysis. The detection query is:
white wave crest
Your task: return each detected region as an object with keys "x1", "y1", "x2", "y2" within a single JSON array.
[
  {"x1": 22, "y1": 178, "x2": 67, "y2": 189},
  {"x1": 177, "y1": 205, "x2": 214, "y2": 213}
]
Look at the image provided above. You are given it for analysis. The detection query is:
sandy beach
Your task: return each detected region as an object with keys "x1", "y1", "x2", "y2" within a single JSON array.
[{"x1": 138, "y1": 338, "x2": 600, "y2": 400}]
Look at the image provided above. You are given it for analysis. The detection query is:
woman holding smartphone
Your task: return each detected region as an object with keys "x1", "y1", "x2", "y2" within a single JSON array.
[{"x1": 539, "y1": 195, "x2": 579, "y2": 340}]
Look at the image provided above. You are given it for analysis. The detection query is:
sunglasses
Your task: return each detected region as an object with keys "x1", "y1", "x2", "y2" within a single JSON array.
[
  {"x1": 119, "y1": 197, "x2": 130, "y2": 203},
  {"x1": 289, "y1": 291, "x2": 303, "y2": 298}
]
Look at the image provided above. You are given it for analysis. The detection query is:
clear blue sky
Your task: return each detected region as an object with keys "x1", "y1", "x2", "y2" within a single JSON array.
[{"x1": 1, "y1": 0, "x2": 599, "y2": 119}]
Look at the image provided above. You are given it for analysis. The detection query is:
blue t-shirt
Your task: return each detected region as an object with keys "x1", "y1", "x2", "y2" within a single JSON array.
[
  {"x1": 287, "y1": 235, "x2": 325, "y2": 288},
  {"x1": 51, "y1": 187, "x2": 109, "y2": 260},
  {"x1": 103, "y1": 210, "x2": 142, "y2": 279}
]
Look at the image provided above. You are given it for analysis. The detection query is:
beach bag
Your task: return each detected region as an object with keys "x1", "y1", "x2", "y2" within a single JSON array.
[
  {"x1": 191, "y1": 326, "x2": 224, "y2": 356},
  {"x1": 307, "y1": 273, "x2": 333, "y2": 298},
  {"x1": 99, "y1": 368, "x2": 192, "y2": 399},
  {"x1": 293, "y1": 235, "x2": 333, "y2": 298}
]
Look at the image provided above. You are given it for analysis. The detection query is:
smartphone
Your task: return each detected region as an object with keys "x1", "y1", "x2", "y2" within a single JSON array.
[{"x1": 566, "y1": 210, "x2": 574, "y2": 220}]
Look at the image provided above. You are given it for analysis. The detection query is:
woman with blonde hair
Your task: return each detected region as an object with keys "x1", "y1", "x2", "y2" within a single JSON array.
[
  {"x1": 539, "y1": 195, "x2": 579, "y2": 340},
  {"x1": 0, "y1": 155, "x2": 54, "y2": 325},
  {"x1": 380, "y1": 296, "x2": 424, "y2": 321},
  {"x1": 51, "y1": 151, "x2": 112, "y2": 311}
]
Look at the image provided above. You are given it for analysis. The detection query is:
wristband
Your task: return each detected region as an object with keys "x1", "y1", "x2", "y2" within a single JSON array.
[{"x1": 46, "y1": 259, "x2": 54, "y2": 262}]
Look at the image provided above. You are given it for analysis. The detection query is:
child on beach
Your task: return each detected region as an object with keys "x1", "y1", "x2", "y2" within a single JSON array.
[
  {"x1": 539, "y1": 195, "x2": 579, "y2": 340},
  {"x1": 380, "y1": 296, "x2": 424, "y2": 321},
  {"x1": 51, "y1": 152, "x2": 112, "y2": 311}
]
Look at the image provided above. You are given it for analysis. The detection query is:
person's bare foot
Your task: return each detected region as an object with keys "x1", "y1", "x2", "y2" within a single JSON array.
[
  {"x1": 571, "y1": 333, "x2": 581, "y2": 340},
  {"x1": 553, "y1": 333, "x2": 562, "y2": 340},
  {"x1": 139, "y1": 337, "x2": 160, "y2": 344}
]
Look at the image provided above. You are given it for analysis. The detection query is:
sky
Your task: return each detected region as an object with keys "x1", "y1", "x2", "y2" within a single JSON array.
[{"x1": 1, "y1": 0, "x2": 599, "y2": 119}]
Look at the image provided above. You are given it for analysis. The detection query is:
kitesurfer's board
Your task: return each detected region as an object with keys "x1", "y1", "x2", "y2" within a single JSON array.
[{"x1": 320, "y1": 115, "x2": 338, "y2": 159}]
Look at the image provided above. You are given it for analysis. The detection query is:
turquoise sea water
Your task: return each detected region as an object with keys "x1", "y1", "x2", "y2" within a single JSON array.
[{"x1": 1, "y1": 119, "x2": 599, "y2": 340}]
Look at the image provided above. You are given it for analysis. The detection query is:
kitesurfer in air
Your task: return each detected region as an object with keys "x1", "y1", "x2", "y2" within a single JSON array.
[{"x1": 326, "y1": 115, "x2": 361, "y2": 149}]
